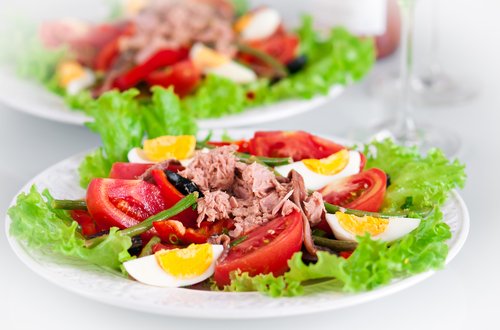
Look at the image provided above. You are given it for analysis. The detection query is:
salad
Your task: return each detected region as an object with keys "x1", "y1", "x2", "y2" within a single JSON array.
[
  {"x1": 5, "y1": 0, "x2": 374, "y2": 120},
  {"x1": 8, "y1": 93, "x2": 466, "y2": 295}
]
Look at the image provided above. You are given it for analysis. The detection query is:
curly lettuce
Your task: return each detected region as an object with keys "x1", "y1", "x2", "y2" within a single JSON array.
[{"x1": 8, "y1": 186, "x2": 133, "y2": 272}]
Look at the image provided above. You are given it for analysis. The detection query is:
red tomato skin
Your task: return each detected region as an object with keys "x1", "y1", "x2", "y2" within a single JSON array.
[
  {"x1": 319, "y1": 168, "x2": 387, "y2": 212},
  {"x1": 214, "y1": 211, "x2": 303, "y2": 287},
  {"x1": 86, "y1": 178, "x2": 167, "y2": 230},
  {"x1": 144, "y1": 60, "x2": 200, "y2": 97},
  {"x1": 152, "y1": 243, "x2": 179, "y2": 253},
  {"x1": 153, "y1": 220, "x2": 186, "y2": 244},
  {"x1": 150, "y1": 169, "x2": 198, "y2": 228},
  {"x1": 248, "y1": 131, "x2": 345, "y2": 161},
  {"x1": 109, "y1": 162, "x2": 185, "y2": 180},
  {"x1": 70, "y1": 210, "x2": 98, "y2": 236}
]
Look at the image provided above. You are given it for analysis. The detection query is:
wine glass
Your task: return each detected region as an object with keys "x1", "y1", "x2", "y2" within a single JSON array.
[
  {"x1": 411, "y1": 0, "x2": 477, "y2": 105},
  {"x1": 372, "y1": 0, "x2": 461, "y2": 156}
]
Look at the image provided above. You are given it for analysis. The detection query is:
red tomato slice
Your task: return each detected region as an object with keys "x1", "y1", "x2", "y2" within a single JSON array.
[
  {"x1": 144, "y1": 60, "x2": 200, "y2": 97},
  {"x1": 108, "y1": 162, "x2": 185, "y2": 180},
  {"x1": 318, "y1": 168, "x2": 387, "y2": 212},
  {"x1": 214, "y1": 210, "x2": 303, "y2": 287},
  {"x1": 86, "y1": 178, "x2": 167, "y2": 231},
  {"x1": 152, "y1": 243, "x2": 180, "y2": 253},
  {"x1": 248, "y1": 131, "x2": 345, "y2": 161},
  {"x1": 70, "y1": 210, "x2": 99, "y2": 236},
  {"x1": 150, "y1": 169, "x2": 198, "y2": 228},
  {"x1": 153, "y1": 220, "x2": 186, "y2": 244},
  {"x1": 207, "y1": 140, "x2": 250, "y2": 153}
]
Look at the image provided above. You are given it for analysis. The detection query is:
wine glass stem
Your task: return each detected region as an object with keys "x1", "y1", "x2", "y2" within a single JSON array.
[
  {"x1": 396, "y1": 0, "x2": 418, "y2": 144},
  {"x1": 429, "y1": 0, "x2": 441, "y2": 77}
]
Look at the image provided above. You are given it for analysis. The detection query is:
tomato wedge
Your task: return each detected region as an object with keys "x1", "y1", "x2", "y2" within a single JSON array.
[
  {"x1": 70, "y1": 210, "x2": 98, "y2": 236},
  {"x1": 150, "y1": 169, "x2": 198, "y2": 228},
  {"x1": 108, "y1": 162, "x2": 184, "y2": 180},
  {"x1": 86, "y1": 178, "x2": 167, "y2": 231},
  {"x1": 144, "y1": 60, "x2": 200, "y2": 97},
  {"x1": 318, "y1": 168, "x2": 387, "y2": 212},
  {"x1": 248, "y1": 131, "x2": 345, "y2": 161},
  {"x1": 214, "y1": 210, "x2": 303, "y2": 287}
]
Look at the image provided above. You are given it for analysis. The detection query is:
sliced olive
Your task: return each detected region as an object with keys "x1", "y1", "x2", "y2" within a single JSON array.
[
  {"x1": 164, "y1": 170, "x2": 204, "y2": 197},
  {"x1": 286, "y1": 55, "x2": 308, "y2": 74}
]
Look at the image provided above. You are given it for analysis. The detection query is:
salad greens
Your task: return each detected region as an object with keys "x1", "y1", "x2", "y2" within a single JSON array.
[{"x1": 8, "y1": 186, "x2": 133, "y2": 272}]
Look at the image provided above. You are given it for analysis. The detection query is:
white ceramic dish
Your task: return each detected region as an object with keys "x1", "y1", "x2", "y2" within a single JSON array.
[
  {"x1": 0, "y1": 67, "x2": 343, "y2": 129},
  {"x1": 5, "y1": 130, "x2": 469, "y2": 319}
]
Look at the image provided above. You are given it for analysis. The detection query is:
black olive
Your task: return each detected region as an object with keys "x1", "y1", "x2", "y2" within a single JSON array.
[
  {"x1": 269, "y1": 76, "x2": 282, "y2": 86},
  {"x1": 386, "y1": 174, "x2": 391, "y2": 187},
  {"x1": 86, "y1": 229, "x2": 109, "y2": 239},
  {"x1": 164, "y1": 170, "x2": 204, "y2": 197},
  {"x1": 128, "y1": 236, "x2": 143, "y2": 255},
  {"x1": 286, "y1": 55, "x2": 308, "y2": 74}
]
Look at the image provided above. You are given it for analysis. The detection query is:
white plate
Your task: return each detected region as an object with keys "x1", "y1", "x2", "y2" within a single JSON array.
[
  {"x1": 0, "y1": 67, "x2": 343, "y2": 129},
  {"x1": 5, "y1": 130, "x2": 469, "y2": 319}
]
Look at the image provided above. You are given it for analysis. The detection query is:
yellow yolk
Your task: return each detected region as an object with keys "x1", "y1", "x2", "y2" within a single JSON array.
[
  {"x1": 143, "y1": 135, "x2": 196, "y2": 161},
  {"x1": 57, "y1": 60, "x2": 85, "y2": 87},
  {"x1": 302, "y1": 149, "x2": 349, "y2": 175},
  {"x1": 155, "y1": 244, "x2": 213, "y2": 279},
  {"x1": 234, "y1": 12, "x2": 253, "y2": 33},
  {"x1": 335, "y1": 212, "x2": 389, "y2": 236},
  {"x1": 192, "y1": 46, "x2": 229, "y2": 69}
]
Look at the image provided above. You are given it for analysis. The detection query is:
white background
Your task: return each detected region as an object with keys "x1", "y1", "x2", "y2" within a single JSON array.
[{"x1": 1, "y1": 0, "x2": 499, "y2": 329}]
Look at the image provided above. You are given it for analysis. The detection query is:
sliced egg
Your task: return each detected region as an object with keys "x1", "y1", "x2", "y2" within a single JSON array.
[
  {"x1": 123, "y1": 244, "x2": 224, "y2": 287},
  {"x1": 190, "y1": 43, "x2": 256, "y2": 84},
  {"x1": 274, "y1": 150, "x2": 362, "y2": 190},
  {"x1": 326, "y1": 212, "x2": 421, "y2": 242},
  {"x1": 128, "y1": 135, "x2": 196, "y2": 164},
  {"x1": 234, "y1": 7, "x2": 281, "y2": 41},
  {"x1": 57, "y1": 60, "x2": 95, "y2": 95}
]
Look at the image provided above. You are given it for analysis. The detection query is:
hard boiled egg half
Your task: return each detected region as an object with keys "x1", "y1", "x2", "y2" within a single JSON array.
[
  {"x1": 274, "y1": 149, "x2": 362, "y2": 190},
  {"x1": 123, "y1": 243, "x2": 224, "y2": 287},
  {"x1": 234, "y1": 7, "x2": 281, "y2": 41},
  {"x1": 128, "y1": 135, "x2": 196, "y2": 165},
  {"x1": 57, "y1": 60, "x2": 95, "y2": 95},
  {"x1": 326, "y1": 212, "x2": 421, "y2": 242},
  {"x1": 190, "y1": 43, "x2": 256, "y2": 84}
]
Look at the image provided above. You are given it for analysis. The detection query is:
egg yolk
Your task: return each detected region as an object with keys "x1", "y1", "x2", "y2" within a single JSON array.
[
  {"x1": 155, "y1": 243, "x2": 213, "y2": 279},
  {"x1": 57, "y1": 60, "x2": 85, "y2": 87},
  {"x1": 193, "y1": 46, "x2": 229, "y2": 69},
  {"x1": 234, "y1": 12, "x2": 253, "y2": 33},
  {"x1": 336, "y1": 212, "x2": 389, "y2": 236},
  {"x1": 143, "y1": 135, "x2": 196, "y2": 161},
  {"x1": 302, "y1": 149, "x2": 349, "y2": 175}
]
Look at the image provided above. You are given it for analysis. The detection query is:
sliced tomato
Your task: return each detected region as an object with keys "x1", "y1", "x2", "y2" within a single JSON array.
[
  {"x1": 318, "y1": 168, "x2": 387, "y2": 212},
  {"x1": 153, "y1": 220, "x2": 186, "y2": 244},
  {"x1": 207, "y1": 140, "x2": 250, "y2": 153},
  {"x1": 70, "y1": 210, "x2": 98, "y2": 236},
  {"x1": 144, "y1": 60, "x2": 200, "y2": 97},
  {"x1": 108, "y1": 162, "x2": 185, "y2": 180},
  {"x1": 214, "y1": 211, "x2": 303, "y2": 287},
  {"x1": 112, "y1": 48, "x2": 189, "y2": 90},
  {"x1": 150, "y1": 169, "x2": 198, "y2": 228},
  {"x1": 248, "y1": 131, "x2": 345, "y2": 161},
  {"x1": 86, "y1": 178, "x2": 167, "y2": 233},
  {"x1": 152, "y1": 243, "x2": 180, "y2": 253}
]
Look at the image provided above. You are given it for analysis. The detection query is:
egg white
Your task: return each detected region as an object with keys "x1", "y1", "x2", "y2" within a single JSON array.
[
  {"x1": 123, "y1": 244, "x2": 224, "y2": 287},
  {"x1": 66, "y1": 69, "x2": 95, "y2": 95},
  {"x1": 274, "y1": 151, "x2": 361, "y2": 190},
  {"x1": 325, "y1": 213, "x2": 421, "y2": 242},
  {"x1": 240, "y1": 8, "x2": 281, "y2": 41},
  {"x1": 127, "y1": 148, "x2": 152, "y2": 164}
]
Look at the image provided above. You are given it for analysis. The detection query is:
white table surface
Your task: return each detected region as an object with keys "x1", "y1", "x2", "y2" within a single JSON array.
[{"x1": 1, "y1": 0, "x2": 499, "y2": 329}]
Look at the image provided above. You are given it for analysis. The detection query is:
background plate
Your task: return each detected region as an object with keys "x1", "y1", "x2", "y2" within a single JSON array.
[
  {"x1": 5, "y1": 129, "x2": 469, "y2": 319},
  {"x1": 0, "y1": 67, "x2": 343, "y2": 129}
]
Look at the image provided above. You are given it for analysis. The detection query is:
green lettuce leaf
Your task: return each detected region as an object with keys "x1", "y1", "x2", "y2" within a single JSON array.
[
  {"x1": 144, "y1": 86, "x2": 197, "y2": 137},
  {"x1": 363, "y1": 139, "x2": 467, "y2": 213},
  {"x1": 8, "y1": 186, "x2": 132, "y2": 272},
  {"x1": 227, "y1": 207, "x2": 450, "y2": 296}
]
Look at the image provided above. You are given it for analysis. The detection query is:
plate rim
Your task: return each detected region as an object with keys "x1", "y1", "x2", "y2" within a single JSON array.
[{"x1": 4, "y1": 131, "x2": 470, "y2": 319}]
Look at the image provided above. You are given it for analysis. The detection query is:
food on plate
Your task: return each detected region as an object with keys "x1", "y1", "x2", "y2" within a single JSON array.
[
  {"x1": 8, "y1": 129, "x2": 466, "y2": 296},
  {"x1": 5, "y1": 0, "x2": 374, "y2": 120}
]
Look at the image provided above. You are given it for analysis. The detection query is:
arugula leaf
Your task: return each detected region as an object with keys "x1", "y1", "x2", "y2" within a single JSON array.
[
  {"x1": 144, "y1": 86, "x2": 197, "y2": 138},
  {"x1": 8, "y1": 186, "x2": 132, "y2": 272},
  {"x1": 363, "y1": 139, "x2": 467, "y2": 213}
]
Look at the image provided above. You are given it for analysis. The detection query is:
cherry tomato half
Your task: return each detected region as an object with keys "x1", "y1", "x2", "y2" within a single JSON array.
[
  {"x1": 248, "y1": 131, "x2": 345, "y2": 161},
  {"x1": 214, "y1": 210, "x2": 303, "y2": 287}
]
